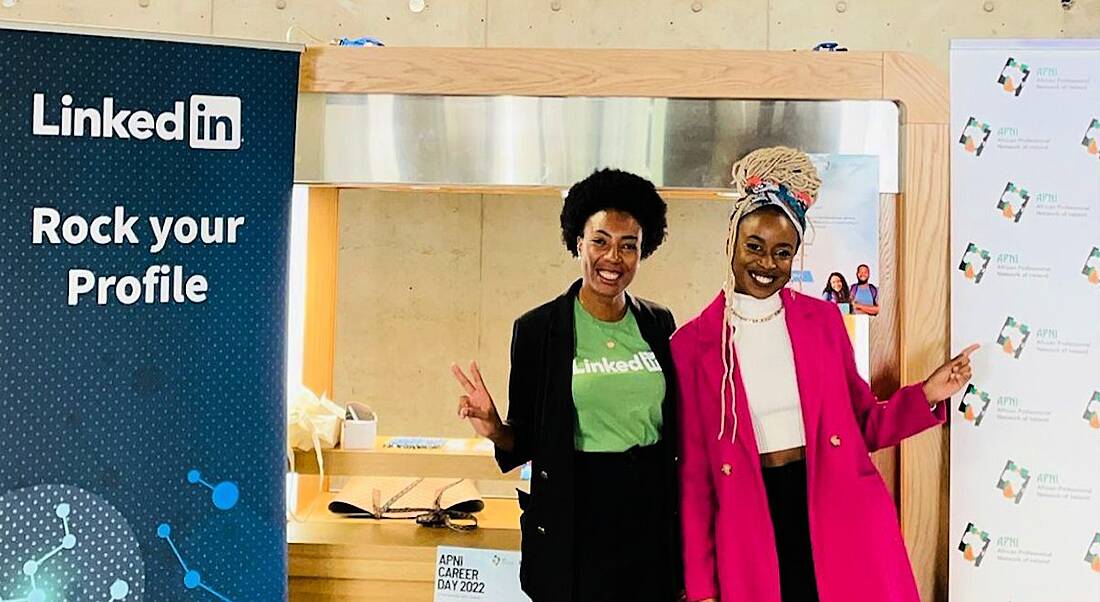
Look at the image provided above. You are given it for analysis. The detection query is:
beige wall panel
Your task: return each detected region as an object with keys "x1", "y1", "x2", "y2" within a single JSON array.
[
  {"x1": 332, "y1": 190, "x2": 482, "y2": 439},
  {"x1": 486, "y1": 0, "x2": 769, "y2": 49},
  {"x1": 476, "y1": 194, "x2": 577, "y2": 420},
  {"x1": 0, "y1": 0, "x2": 211, "y2": 34},
  {"x1": 626, "y1": 199, "x2": 732, "y2": 325},
  {"x1": 212, "y1": 0, "x2": 486, "y2": 46},
  {"x1": 769, "y1": 0, "x2": 1100, "y2": 73},
  {"x1": 337, "y1": 192, "x2": 734, "y2": 432}
]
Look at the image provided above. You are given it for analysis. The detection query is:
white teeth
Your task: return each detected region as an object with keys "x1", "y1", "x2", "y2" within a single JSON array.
[
  {"x1": 598, "y1": 270, "x2": 621, "y2": 281},
  {"x1": 751, "y1": 273, "x2": 775, "y2": 285}
]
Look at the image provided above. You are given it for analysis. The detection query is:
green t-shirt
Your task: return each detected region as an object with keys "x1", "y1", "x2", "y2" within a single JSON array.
[{"x1": 571, "y1": 298, "x2": 666, "y2": 452}]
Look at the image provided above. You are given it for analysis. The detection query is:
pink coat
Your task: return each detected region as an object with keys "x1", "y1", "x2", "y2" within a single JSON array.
[{"x1": 671, "y1": 289, "x2": 945, "y2": 602}]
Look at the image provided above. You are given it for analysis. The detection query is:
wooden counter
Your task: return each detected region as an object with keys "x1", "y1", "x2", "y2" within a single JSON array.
[{"x1": 288, "y1": 471, "x2": 521, "y2": 601}]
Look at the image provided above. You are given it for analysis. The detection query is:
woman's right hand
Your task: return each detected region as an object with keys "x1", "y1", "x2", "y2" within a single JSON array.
[{"x1": 451, "y1": 361, "x2": 504, "y2": 440}]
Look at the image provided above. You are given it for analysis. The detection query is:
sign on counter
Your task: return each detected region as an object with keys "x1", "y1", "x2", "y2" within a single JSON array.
[{"x1": 434, "y1": 546, "x2": 530, "y2": 602}]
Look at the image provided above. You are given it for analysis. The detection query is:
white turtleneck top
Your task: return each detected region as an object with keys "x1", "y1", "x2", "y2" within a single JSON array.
[{"x1": 731, "y1": 291, "x2": 806, "y2": 453}]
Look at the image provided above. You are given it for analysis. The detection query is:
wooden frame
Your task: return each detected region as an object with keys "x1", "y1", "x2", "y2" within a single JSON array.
[
  {"x1": 302, "y1": 187, "x2": 339, "y2": 398},
  {"x1": 297, "y1": 47, "x2": 950, "y2": 601}
]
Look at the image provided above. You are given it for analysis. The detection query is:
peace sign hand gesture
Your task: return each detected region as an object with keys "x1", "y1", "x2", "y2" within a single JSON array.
[{"x1": 451, "y1": 361, "x2": 505, "y2": 440}]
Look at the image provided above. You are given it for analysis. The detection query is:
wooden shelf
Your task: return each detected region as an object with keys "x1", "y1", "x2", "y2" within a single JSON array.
[
  {"x1": 300, "y1": 47, "x2": 886, "y2": 102},
  {"x1": 292, "y1": 437, "x2": 523, "y2": 481}
]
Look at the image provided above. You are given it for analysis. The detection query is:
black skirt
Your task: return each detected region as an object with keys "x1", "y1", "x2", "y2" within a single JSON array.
[
  {"x1": 762, "y1": 459, "x2": 821, "y2": 602},
  {"x1": 571, "y1": 442, "x2": 673, "y2": 602}
]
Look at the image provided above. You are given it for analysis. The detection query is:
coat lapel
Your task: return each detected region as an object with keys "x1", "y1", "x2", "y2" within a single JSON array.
[
  {"x1": 692, "y1": 292, "x2": 766, "y2": 452},
  {"x1": 628, "y1": 292, "x2": 664, "y2": 359},
  {"x1": 628, "y1": 292, "x2": 678, "y2": 441},
  {"x1": 544, "y1": 280, "x2": 580, "y2": 444}
]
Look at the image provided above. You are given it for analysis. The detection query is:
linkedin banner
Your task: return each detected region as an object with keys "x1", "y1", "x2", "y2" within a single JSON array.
[{"x1": 0, "y1": 23, "x2": 300, "y2": 601}]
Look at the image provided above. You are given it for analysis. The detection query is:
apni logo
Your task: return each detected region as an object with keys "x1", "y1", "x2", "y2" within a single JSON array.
[
  {"x1": 958, "y1": 384, "x2": 992, "y2": 426},
  {"x1": 959, "y1": 243, "x2": 992, "y2": 284},
  {"x1": 959, "y1": 117, "x2": 992, "y2": 156},
  {"x1": 1085, "y1": 392, "x2": 1100, "y2": 430},
  {"x1": 997, "y1": 57, "x2": 1030, "y2": 96},
  {"x1": 1083, "y1": 247, "x2": 1100, "y2": 285},
  {"x1": 997, "y1": 182, "x2": 1030, "y2": 222},
  {"x1": 1084, "y1": 119, "x2": 1100, "y2": 157},
  {"x1": 958, "y1": 523, "x2": 991, "y2": 567},
  {"x1": 996, "y1": 460, "x2": 1031, "y2": 504},
  {"x1": 996, "y1": 317, "x2": 1031, "y2": 359},
  {"x1": 1086, "y1": 533, "x2": 1100, "y2": 573}
]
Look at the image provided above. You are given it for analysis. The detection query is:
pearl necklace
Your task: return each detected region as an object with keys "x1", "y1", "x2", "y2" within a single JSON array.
[{"x1": 730, "y1": 305, "x2": 784, "y2": 323}]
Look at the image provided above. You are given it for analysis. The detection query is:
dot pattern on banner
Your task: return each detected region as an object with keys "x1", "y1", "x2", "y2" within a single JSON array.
[
  {"x1": 0, "y1": 29, "x2": 299, "y2": 600},
  {"x1": 0, "y1": 484, "x2": 144, "y2": 600}
]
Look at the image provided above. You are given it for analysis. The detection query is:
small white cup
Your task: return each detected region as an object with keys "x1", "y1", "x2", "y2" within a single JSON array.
[{"x1": 342, "y1": 402, "x2": 377, "y2": 450}]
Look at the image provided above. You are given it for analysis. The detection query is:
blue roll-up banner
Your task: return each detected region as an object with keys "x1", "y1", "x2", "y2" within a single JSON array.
[{"x1": 0, "y1": 23, "x2": 300, "y2": 601}]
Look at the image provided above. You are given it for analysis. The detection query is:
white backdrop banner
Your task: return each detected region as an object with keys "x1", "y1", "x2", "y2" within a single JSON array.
[{"x1": 950, "y1": 39, "x2": 1100, "y2": 602}]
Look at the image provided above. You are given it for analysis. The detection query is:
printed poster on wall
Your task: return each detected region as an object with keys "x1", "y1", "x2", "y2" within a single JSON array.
[
  {"x1": 796, "y1": 154, "x2": 882, "y2": 320},
  {"x1": 950, "y1": 39, "x2": 1100, "y2": 602},
  {"x1": 0, "y1": 23, "x2": 300, "y2": 601}
]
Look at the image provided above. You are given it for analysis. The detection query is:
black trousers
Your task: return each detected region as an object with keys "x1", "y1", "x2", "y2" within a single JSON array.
[
  {"x1": 762, "y1": 459, "x2": 821, "y2": 602},
  {"x1": 572, "y1": 442, "x2": 671, "y2": 602}
]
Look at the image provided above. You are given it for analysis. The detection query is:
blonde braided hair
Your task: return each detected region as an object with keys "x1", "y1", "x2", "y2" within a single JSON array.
[
  {"x1": 716, "y1": 146, "x2": 821, "y2": 443},
  {"x1": 730, "y1": 146, "x2": 822, "y2": 200}
]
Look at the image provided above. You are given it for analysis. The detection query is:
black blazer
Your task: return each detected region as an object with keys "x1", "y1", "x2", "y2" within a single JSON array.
[{"x1": 495, "y1": 279, "x2": 682, "y2": 601}]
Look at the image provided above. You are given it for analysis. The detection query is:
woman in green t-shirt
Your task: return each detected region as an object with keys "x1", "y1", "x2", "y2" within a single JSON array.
[{"x1": 451, "y1": 169, "x2": 680, "y2": 602}]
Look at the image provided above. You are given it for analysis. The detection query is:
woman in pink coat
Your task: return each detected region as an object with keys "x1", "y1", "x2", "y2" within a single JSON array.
[{"x1": 672, "y1": 146, "x2": 978, "y2": 602}]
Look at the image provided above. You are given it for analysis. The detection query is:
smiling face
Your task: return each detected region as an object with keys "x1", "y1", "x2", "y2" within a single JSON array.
[
  {"x1": 577, "y1": 209, "x2": 641, "y2": 302},
  {"x1": 731, "y1": 208, "x2": 799, "y2": 299},
  {"x1": 829, "y1": 274, "x2": 844, "y2": 292}
]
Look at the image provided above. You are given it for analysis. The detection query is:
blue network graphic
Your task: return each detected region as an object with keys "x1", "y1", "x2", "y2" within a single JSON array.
[
  {"x1": 186, "y1": 470, "x2": 239, "y2": 511},
  {"x1": 156, "y1": 469, "x2": 239, "y2": 600},
  {"x1": 156, "y1": 524, "x2": 232, "y2": 602},
  {"x1": 0, "y1": 503, "x2": 130, "y2": 602}
]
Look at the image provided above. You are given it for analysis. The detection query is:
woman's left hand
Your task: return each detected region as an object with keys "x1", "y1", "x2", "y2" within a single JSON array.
[{"x1": 922, "y1": 343, "x2": 980, "y2": 405}]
